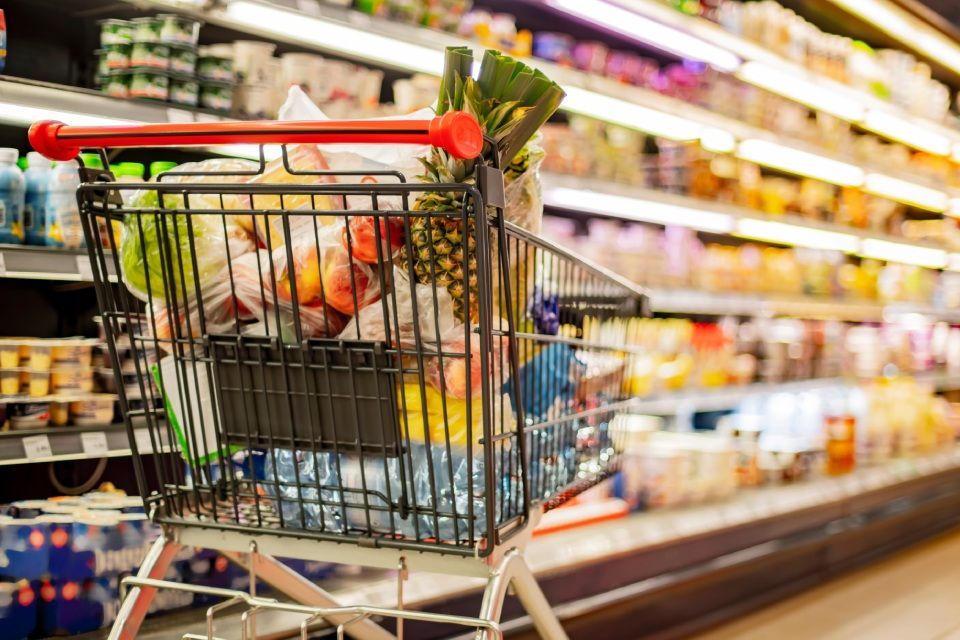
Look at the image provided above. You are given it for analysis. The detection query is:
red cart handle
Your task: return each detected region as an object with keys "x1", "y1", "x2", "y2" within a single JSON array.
[{"x1": 29, "y1": 111, "x2": 484, "y2": 162}]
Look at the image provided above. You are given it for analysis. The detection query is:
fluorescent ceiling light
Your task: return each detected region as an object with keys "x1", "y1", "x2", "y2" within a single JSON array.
[
  {"x1": 562, "y1": 86, "x2": 703, "y2": 141},
  {"x1": 737, "y1": 61, "x2": 864, "y2": 122},
  {"x1": 0, "y1": 102, "x2": 140, "y2": 127},
  {"x1": 545, "y1": 0, "x2": 740, "y2": 72},
  {"x1": 700, "y1": 127, "x2": 736, "y2": 153},
  {"x1": 544, "y1": 187, "x2": 735, "y2": 233},
  {"x1": 736, "y1": 218, "x2": 859, "y2": 253},
  {"x1": 862, "y1": 110, "x2": 952, "y2": 156},
  {"x1": 859, "y1": 238, "x2": 946, "y2": 269},
  {"x1": 825, "y1": 0, "x2": 960, "y2": 76},
  {"x1": 225, "y1": 1, "x2": 445, "y2": 75},
  {"x1": 863, "y1": 173, "x2": 948, "y2": 212},
  {"x1": 737, "y1": 139, "x2": 864, "y2": 187}
]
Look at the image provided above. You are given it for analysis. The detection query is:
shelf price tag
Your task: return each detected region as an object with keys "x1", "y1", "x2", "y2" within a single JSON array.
[
  {"x1": 133, "y1": 429, "x2": 154, "y2": 454},
  {"x1": 22, "y1": 435, "x2": 52, "y2": 460},
  {"x1": 80, "y1": 432, "x2": 109, "y2": 456},
  {"x1": 76, "y1": 256, "x2": 94, "y2": 281},
  {"x1": 0, "y1": 252, "x2": 6, "y2": 276},
  {"x1": 296, "y1": 0, "x2": 321, "y2": 15}
]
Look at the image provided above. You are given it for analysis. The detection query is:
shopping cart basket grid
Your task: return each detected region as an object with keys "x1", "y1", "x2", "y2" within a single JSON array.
[{"x1": 30, "y1": 114, "x2": 647, "y2": 640}]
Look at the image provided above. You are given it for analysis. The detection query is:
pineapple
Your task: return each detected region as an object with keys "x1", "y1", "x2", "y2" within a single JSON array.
[{"x1": 403, "y1": 47, "x2": 564, "y2": 322}]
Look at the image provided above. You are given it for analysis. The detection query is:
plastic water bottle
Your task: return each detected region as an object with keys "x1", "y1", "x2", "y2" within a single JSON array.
[
  {"x1": 23, "y1": 152, "x2": 52, "y2": 245},
  {"x1": 0, "y1": 148, "x2": 25, "y2": 244},
  {"x1": 45, "y1": 155, "x2": 98, "y2": 249}
]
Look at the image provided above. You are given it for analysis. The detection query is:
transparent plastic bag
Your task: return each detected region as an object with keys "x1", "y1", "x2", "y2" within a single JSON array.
[
  {"x1": 337, "y1": 267, "x2": 456, "y2": 347},
  {"x1": 424, "y1": 323, "x2": 507, "y2": 401},
  {"x1": 225, "y1": 144, "x2": 344, "y2": 249},
  {"x1": 121, "y1": 158, "x2": 258, "y2": 303}
]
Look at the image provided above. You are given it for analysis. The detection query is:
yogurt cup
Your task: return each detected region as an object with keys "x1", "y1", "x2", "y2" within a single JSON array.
[
  {"x1": 99, "y1": 19, "x2": 133, "y2": 46},
  {"x1": 50, "y1": 369, "x2": 94, "y2": 394},
  {"x1": 157, "y1": 14, "x2": 202, "y2": 46},
  {"x1": 101, "y1": 44, "x2": 131, "y2": 70},
  {"x1": 232, "y1": 40, "x2": 276, "y2": 84},
  {"x1": 69, "y1": 395, "x2": 116, "y2": 426},
  {"x1": 50, "y1": 401, "x2": 69, "y2": 426},
  {"x1": 129, "y1": 69, "x2": 170, "y2": 101},
  {"x1": 99, "y1": 72, "x2": 130, "y2": 98},
  {"x1": 0, "y1": 370, "x2": 18, "y2": 395},
  {"x1": 199, "y1": 81, "x2": 233, "y2": 112},
  {"x1": 8, "y1": 402, "x2": 50, "y2": 430},
  {"x1": 27, "y1": 344, "x2": 52, "y2": 370},
  {"x1": 169, "y1": 75, "x2": 199, "y2": 107},
  {"x1": 168, "y1": 44, "x2": 198, "y2": 75},
  {"x1": 51, "y1": 341, "x2": 96, "y2": 368},
  {"x1": 28, "y1": 371, "x2": 50, "y2": 397},
  {"x1": 0, "y1": 340, "x2": 20, "y2": 368},
  {"x1": 131, "y1": 17, "x2": 162, "y2": 43},
  {"x1": 130, "y1": 42, "x2": 170, "y2": 69},
  {"x1": 197, "y1": 54, "x2": 234, "y2": 82}
]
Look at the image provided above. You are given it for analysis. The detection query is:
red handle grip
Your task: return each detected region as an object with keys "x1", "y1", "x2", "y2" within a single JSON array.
[{"x1": 29, "y1": 111, "x2": 483, "y2": 162}]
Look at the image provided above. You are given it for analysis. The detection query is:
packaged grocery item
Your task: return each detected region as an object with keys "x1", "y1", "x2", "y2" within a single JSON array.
[
  {"x1": 9, "y1": 402, "x2": 50, "y2": 429},
  {"x1": 157, "y1": 14, "x2": 201, "y2": 46},
  {"x1": 532, "y1": 32, "x2": 574, "y2": 65},
  {"x1": 169, "y1": 75, "x2": 199, "y2": 106},
  {"x1": 28, "y1": 371, "x2": 50, "y2": 397},
  {"x1": 50, "y1": 369, "x2": 93, "y2": 394},
  {"x1": 99, "y1": 19, "x2": 132, "y2": 46},
  {"x1": 100, "y1": 44, "x2": 131, "y2": 70},
  {"x1": 131, "y1": 17, "x2": 161, "y2": 43},
  {"x1": 129, "y1": 42, "x2": 169, "y2": 69},
  {"x1": 23, "y1": 152, "x2": 52, "y2": 245},
  {"x1": 197, "y1": 53, "x2": 233, "y2": 82},
  {"x1": 0, "y1": 340, "x2": 18, "y2": 368},
  {"x1": 148, "y1": 161, "x2": 177, "y2": 178},
  {"x1": 232, "y1": 40, "x2": 276, "y2": 83},
  {"x1": 50, "y1": 402, "x2": 69, "y2": 426},
  {"x1": 112, "y1": 162, "x2": 144, "y2": 183},
  {"x1": 70, "y1": 396, "x2": 116, "y2": 426},
  {"x1": 0, "y1": 10, "x2": 6, "y2": 74},
  {"x1": 0, "y1": 370, "x2": 18, "y2": 395},
  {"x1": 100, "y1": 71, "x2": 130, "y2": 98},
  {"x1": 128, "y1": 68, "x2": 169, "y2": 100},
  {"x1": 45, "y1": 159, "x2": 87, "y2": 249},
  {"x1": 168, "y1": 44, "x2": 197, "y2": 74},
  {"x1": 0, "y1": 147, "x2": 25, "y2": 244},
  {"x1": 198, "y1": 80, "x2": 233, "y2": 112}
]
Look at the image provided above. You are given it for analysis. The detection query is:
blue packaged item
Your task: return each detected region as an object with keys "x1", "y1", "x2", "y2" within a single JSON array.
[
  {"x1": 0, "y1": 147, "x2": 25, "y2": 244},
  {"x1": 0, "y1": 515, "x2": 50, "y2": 580},
  {"x1": 0, "y1": 581, "x2": 37, "y2": 640},
  {"x1": 508, "y1": 342, "x2": 582, "y2": 421},
  {"x1": 37, "y1": 577, "x2": 115, "y2": 636},
  {"x1": 23, "y1": 152, "x2": 53, "y2": 245}
]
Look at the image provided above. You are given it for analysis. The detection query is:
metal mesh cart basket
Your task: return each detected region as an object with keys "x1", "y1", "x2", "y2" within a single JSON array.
[{"x1": 30, "y1": 114, "x2": 648, "y2": 640}]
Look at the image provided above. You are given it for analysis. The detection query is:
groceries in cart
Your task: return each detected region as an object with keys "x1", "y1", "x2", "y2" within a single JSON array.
[{"x1": 76, "y1": 44, "x2": 640, "y2": 549}]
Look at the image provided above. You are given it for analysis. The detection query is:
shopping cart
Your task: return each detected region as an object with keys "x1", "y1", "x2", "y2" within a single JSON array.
[{"x1": 30, "y1": 115, "x2": 648, "y2": 640}]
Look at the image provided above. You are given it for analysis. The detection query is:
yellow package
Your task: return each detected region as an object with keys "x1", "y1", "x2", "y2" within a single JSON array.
[{"x1": 398, "y1": 383, "x2": 484, "y2": 449}]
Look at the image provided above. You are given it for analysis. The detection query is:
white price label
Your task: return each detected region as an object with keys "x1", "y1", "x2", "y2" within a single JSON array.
[
  {"x1": 133, "y1": 429, "x2": 154, "y2": 454},
  {"x1": 76, "y1": 256, "x2": 94, "y2": 281},
  {"x1": 22, "y1": 435, "x2": 52, "y2": 460},
  {"x1": 81, "y1": 432, "x2": 109, "y2": 456},
  {"x1": 165, "y1": 107, "x2": 194, "y2": 124},
  {"x1": 0, "y1": 252, "x2": 6, "y2": 276}
]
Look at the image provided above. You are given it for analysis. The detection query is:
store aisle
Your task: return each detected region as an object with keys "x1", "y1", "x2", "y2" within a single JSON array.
[{"x1": 695, "y1": 529, "x2": 960, "y2": 640}]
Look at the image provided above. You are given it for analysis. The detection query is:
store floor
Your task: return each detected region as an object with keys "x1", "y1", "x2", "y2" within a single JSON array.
[{"x1": 694, "y1": 528, "x2": 960, "y2": 640}]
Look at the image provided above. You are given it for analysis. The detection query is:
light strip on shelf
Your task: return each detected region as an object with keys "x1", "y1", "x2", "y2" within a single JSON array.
[
  {"x1": 825, "y1": 0, "x2": 960, "y2": 76},
  {"x1": 545, "y1": 0, "x2": 740, "y2": 72},
  {"x1": 948, "y1": 199, "x2": 960, "y2": 219},
  {"x1": 736, "y1": 218, "x2": 859, "y2": 253},
  {"x1": 562, "y1": 86, "x2": 705, "y2": 141},
  {"x1": 700, "y1": 127, "x2": 737, "y2": 153},
  {"x1": 543, "y1": 187, "x2": 735, "y2": 233},
  {"x1": 737, "y1": 61, "x2": 865, "y2": 122},
  {"x1": 0, "y1": 102, "x2": 140, "y2": 127},
  {"x1": 225, "y1": 1, "x2": 445, "y2": 74},
  {"x1": 737, "y1": 139, "x2": 864, "y2": 187},
  {"x1": 861, "y1": 110, "x2": 952, "y2": 156},
  {"x1": 859, "y1": 238, "x2": 947, "y2": 269},
  {"x1": 863, "y1": 174, "x2": 948, "y2": 212}
]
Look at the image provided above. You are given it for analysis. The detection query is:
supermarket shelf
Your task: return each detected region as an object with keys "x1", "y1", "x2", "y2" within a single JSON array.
[
  {"x1": 647, "y1": 286, "x2": 960, "y2": 322},
  {"x1": 598, "y1": 0, "x2": 960, "y2": 155},
  {"x1": 0, "y1": 75, "x2": 229, "y2": 127},
  {"x1": 0, "y1": 244, "x2": 115, "y2": 282},
  {"x1": 629, "y1": 372, "x2": 960, "y2": 415},
  {"x1": 542, "y1": 173, "x2": 956, "y2": 262},
  {"x1": 0, "y1": 422, "x2": 169, "y2": 466},
  {"x1": 108, "y1": 0, "x2": 960, "y2": 210}
]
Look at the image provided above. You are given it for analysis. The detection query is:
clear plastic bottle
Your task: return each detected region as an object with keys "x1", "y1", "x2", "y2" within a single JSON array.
[
  {"x1": 45, "y1": 154, "x2": 100, "y2": 249},
  {"x1": 0, "y1": 148, "x2": 25, "y2": 244},
  {"x1": 23, "y1": 152, "x2": 53, "y2": 246}
]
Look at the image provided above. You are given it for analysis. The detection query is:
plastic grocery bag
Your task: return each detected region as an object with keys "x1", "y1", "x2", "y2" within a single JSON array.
[
  {"x1": 120, "y1": 158, "x2": 258, "y2": 303},
  {"x1": 424, "y1": 323, "x2": 507, "y2": 401},
  {"x1": 337, "y1": 266, "x2": 456, "y2": 346},
  {"x1": 225, "y1": 144, "x2": 344, "y2": 248}
]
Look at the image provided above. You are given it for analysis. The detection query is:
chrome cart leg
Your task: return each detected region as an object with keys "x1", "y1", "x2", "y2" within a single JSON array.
[
  {"x1": 476, "y1": 548, "x2": 568, "y2": 640},
  {"x1": 108, "y1": 535, "x2": 183, "y2": 640},
  {"x1": 221, "y1": 550, "x2": 395, "y2": 640}
]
